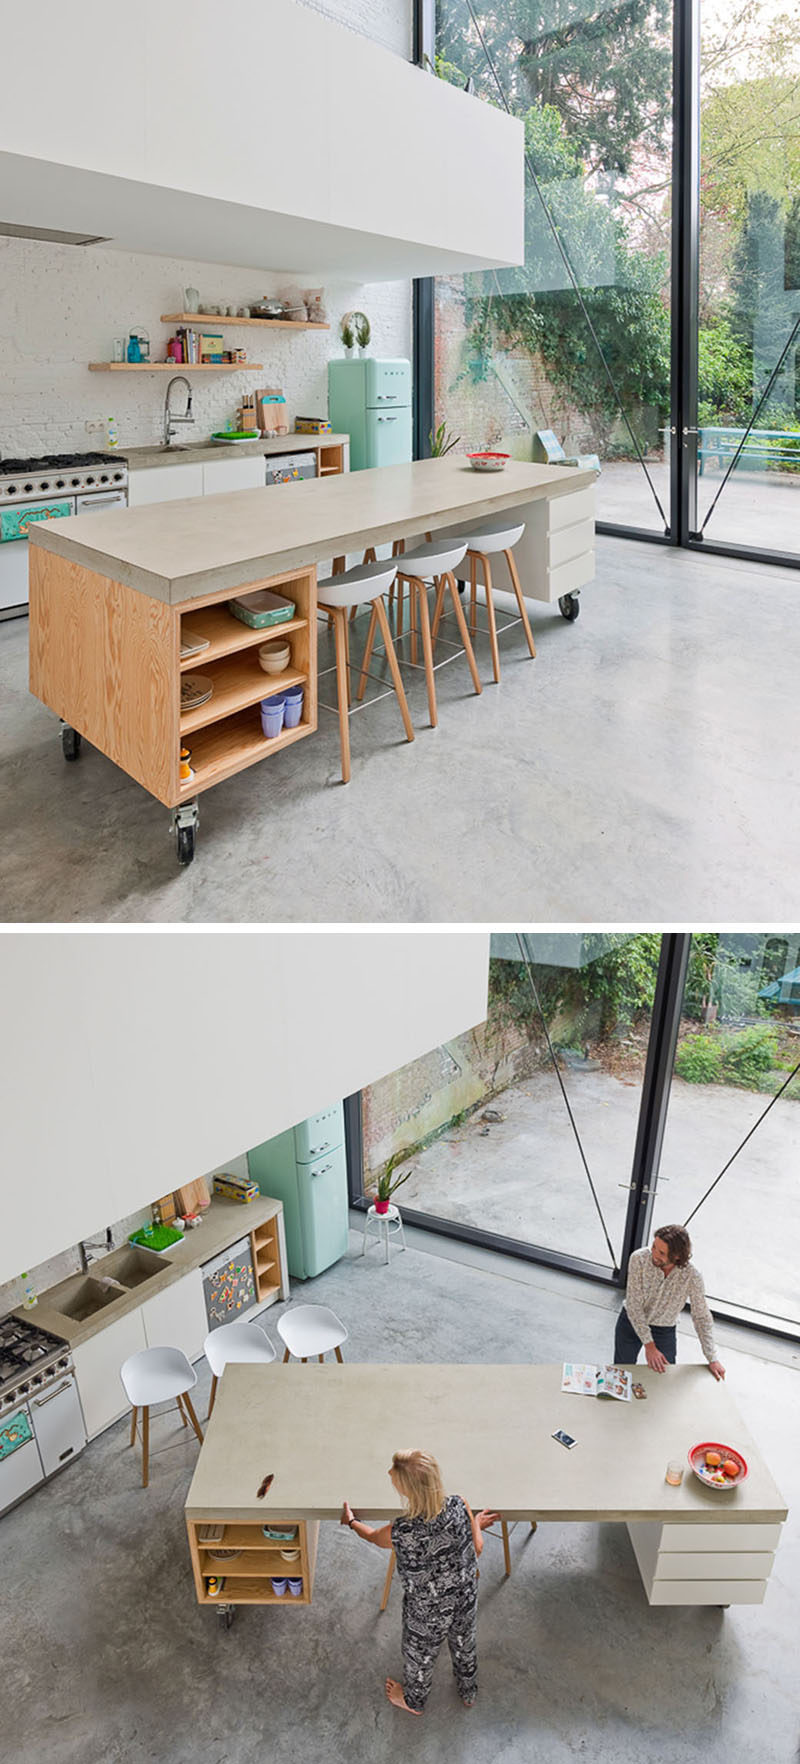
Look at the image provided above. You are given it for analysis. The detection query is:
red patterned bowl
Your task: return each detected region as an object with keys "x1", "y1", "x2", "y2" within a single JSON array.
[
  {"x1": 688, "y1": 1441, "x2": 748, "y2": 1489},
  {"x1": 467, "y1": 452, "x2": 509, "y2": 472}
]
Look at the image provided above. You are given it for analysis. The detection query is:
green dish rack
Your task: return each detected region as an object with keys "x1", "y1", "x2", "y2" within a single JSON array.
[{"x1": 129, "y1": 1223, "x2": 183, "y2": 1252}]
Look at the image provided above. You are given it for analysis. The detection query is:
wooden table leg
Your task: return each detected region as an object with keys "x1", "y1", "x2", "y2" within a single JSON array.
[
  {"x1": 181, "y1": 1392, "x2": 204, "y2": 1444},
  {"x1": 380, "y1": 1550, "x2": 396, "y2": 1612},
  {"x1": 141, "y1": 1405, "x2": 149, "y2": 1488},
  {"x1": 501, "y1": 1518, "x2": 511, "y2": 1576}
]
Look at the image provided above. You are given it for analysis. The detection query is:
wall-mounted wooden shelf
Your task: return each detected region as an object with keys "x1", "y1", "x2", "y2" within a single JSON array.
[
  {"x1": 88, "y1": 363, "x2": 263, "y2": 372},
  {"x1": 162, "y1": 312, "x2": 330, "y2": 331}
]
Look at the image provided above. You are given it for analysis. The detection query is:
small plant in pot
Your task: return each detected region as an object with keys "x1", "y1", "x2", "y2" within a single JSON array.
[
  {"x1": 355, "y1": 312, "x2": 371, "y2": 356},
  {"x1": 369, "y1": 1152, "x2": 415, "y2": 1215},
  {"x1": 340, "y1": 316, "x2": 355, "y2": 358}
]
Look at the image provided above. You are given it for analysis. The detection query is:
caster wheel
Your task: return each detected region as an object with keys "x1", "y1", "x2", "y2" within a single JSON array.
[
  {"x1": 61, "y1": 726, "x2": 82, "y2": 761},
  {"x1": 176, "y1": 824, "x2": 196, "y2": 867},
  {"x1": 558, "y1": 593, "x2": 580, "y2": 622},
  {"x1": 217, "y1": 1605, "x2": 235, "y2": 1630}
]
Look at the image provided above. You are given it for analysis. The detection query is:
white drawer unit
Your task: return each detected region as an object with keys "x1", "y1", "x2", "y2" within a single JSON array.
[
  {"x1": 127, "y1": 462, "x2": 204, "y2": 506},
  {"x1": 141, "y1": 1267, "x2": 207, "y2": 1364},
  {"x1": 488, "y1": 482, "x2": 596, "y2": 605},
  {"x1": 202, "y1": 456, "x2": 266, "y2": 495},
  {"x1": 627, "y1": 1519, "x2": 782, "y2": 1607},
  {"x1": 73, "y1": 1308, "x2": 147, "y2": 1439}
]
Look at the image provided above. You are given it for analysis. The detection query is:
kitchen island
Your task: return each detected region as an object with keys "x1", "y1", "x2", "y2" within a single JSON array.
[
  {"x1": 27, "y1": 457, "x2": 596, "y2": 863},
  {"x1": 185, "y1": 1362, "x2": 786, "y2": 1623}
]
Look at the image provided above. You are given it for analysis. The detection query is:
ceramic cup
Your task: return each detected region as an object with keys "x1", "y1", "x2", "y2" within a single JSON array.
[
  {"x1": 271, "y1": 1578, "x2": 288, "y2": 1597},
  {"x1": 288, "y1": 1578, "x2": 303, "y2": 1597}
]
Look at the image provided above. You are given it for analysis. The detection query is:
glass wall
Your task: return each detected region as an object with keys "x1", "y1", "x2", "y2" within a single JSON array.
[
  {"x1": 655, "y1": 932, "x2": 800, "y2": 1328},
  {"x1": 361, "y1": 932, "x2": 661, "y2": 1272},
  {"x1": 433, "y1": 0, "x2": 674, "y2": 533}
]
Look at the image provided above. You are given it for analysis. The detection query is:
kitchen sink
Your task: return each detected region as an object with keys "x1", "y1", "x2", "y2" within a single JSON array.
[
  {"x1": 158, "y1": 444, "x2": 190, "y2": 452},
  {"x1": 48, "y1": 1275, "x2": 125, "y2": 1323},
  {"x1": 91, "y1": 1244, "x2": 166, "y2": 1287}
]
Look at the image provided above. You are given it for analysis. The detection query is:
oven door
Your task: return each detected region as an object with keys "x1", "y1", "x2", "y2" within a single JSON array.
[
  {"x1": 29, "y1": 1375, "x2": 86, "y2": 1477},
  {"x1": 0, "y1": 1405, "x2": 45, "y2": 1514},
  {"x1": 0, "y1": 495, "x2": 76, "y2": 618},
  {"x1": 74, "y1": 490, "x2": 128, "y2": 514}
]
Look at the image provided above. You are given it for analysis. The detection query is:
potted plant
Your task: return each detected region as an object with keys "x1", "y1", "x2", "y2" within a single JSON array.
[
  {"x1": 429, "y1": 421, "x2": 461, "y2": 457},
  {"x1": 340, "y1": 316, "x2": 355, "y2": 358},
  {"x1": 355, "y1": 312, "x2": 371, "y2": 356},
  {"x1": 369, "y1": 1151, "x2": 415, "y2": 1215}
]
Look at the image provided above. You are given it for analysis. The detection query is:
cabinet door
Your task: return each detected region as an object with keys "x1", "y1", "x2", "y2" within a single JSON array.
[
  {"x1": 127, "y1": 463, "x2": 204, "y2": 506},
  {"x1": 141, "y1": 1268, "x2": 207, "y2": 1364},
  {"x1": 73, "y1": 1309, "x2": 147, "y2": 1439},
  {"x1": 202, "y1": 456, "x2": 265, "y2": 495}
]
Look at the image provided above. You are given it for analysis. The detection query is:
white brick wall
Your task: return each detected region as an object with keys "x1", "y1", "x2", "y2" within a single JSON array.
[{"x1": 0, "y1": 0, "x2": 413, "y2": 457}]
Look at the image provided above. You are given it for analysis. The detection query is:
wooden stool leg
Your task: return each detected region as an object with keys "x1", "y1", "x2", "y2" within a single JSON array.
[
  {"x1": 506, "y1": 547, "x2": 536, "y2": 657},
  {"x1": 415, "y1": 576, "x2": 438, "y2": 728},
  {"x1": 301, "y1": 1357, "x2": 308, "y2": 1364},
  {"x1": 177, "y1": 1393, "x2": 188, "y2": 1426},
  {"x1": 356, "y1": 601, "x2": 380, "y2": 702},
  {"x1": 332, "y1": 555, "x2": 346, "y2": 574},
  {"x1": 129, "y1": 1405, "x2": 137, "y2": 1446},
  {"x1": 470, "y1": 552, "x2": 478, "y2": 637},
  {"x1": 141, "y1": 1405, "x2": 149, "y2": 1488},
  {"x1": 501, "y1": 1518, "x2": 511, "y2": 1577},
  {"x1": 283, "y1": 1348, "x2": 290, "y2": 1363},
  {"x1": 334, "y1": 1345, "x2": 344, "y2": 1363},
  {"x1": 208, "y1": 1376, "x2": 218, "y2": 1418},
  {"x1": 343, "y1": 610, "x2": 352, "y2": 706},
  {"x1": 374, "y1": 597, "x2": 414, "y2": 744},
  {"x1": 332, "y1": 608, "x2": 352, "y2": 784},
  {"x1": 446, "y1": 573, "x2": 482, "y2": 694},
  {"x1": 362, "y1": 546, "x2": 377, "y2": 565},
  {"x1": 431, "y1": 574, "x2": 447, "y2": 645},
  {"x1": 181, "y1": 1392, "x2": 204, "y2": 1444},
  {"x1": 479, "y1": 553, "x2": 501, "y2": 683},
  {"x1": 380, "y1": 1550, "x2": 396, "y2": 1612},
  {"x1": 409, "y1": 580, "x2": 418, "y2": 665},
  {"x1": 318, "y1": 1354, "x2": 325, "y2": 1363}
]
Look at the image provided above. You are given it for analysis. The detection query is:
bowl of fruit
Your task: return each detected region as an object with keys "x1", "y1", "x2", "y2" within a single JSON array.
[{"x1": 688, "y1": 1442, "x2": 748, "y2": 1489}]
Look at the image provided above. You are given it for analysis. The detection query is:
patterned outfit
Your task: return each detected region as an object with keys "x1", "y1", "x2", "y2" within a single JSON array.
[
  {"x1": 390, "y1": 1493, "x2": 478, "y2": 1712},
  {"x1": 616, "y1": 1247, "x2": 719, "y2": 1363}
]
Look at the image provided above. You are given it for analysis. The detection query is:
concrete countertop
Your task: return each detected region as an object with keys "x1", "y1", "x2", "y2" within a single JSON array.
[
  {"x1": 122, "y1": 434, "x2": 349, "y2": 470},
  {"x1": 28, "y1": 457, "x2": 596, "y2": 606},
  {"x1": 18, "y1": 1194, "x2": 282, "y2": 1349},
  {"x1": 185, "y1": 1362, "x2": 788, "y2": 1525}
]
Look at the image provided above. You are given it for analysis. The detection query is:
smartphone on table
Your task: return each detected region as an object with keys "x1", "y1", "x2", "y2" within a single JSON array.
[{"x1": 552, "y1": 1429, "x2": 577, "y2": 1449}]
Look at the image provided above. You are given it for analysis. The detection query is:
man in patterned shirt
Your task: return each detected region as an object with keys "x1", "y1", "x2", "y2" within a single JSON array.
[{"x1": 614, "y1": 1223, "x2": 726, "y2": 1380}]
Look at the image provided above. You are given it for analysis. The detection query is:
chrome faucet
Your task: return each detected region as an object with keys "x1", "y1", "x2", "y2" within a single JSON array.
[
  {"x1": 163, "y1": 375, "x2": 194, "y2": 447},
  {"x1": 78, "y1": 1226, "x2": 114, "y2": 1273}
]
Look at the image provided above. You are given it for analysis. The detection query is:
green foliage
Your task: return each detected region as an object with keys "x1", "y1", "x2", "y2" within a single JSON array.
[
  {"x1": 355, "y1": 313, "x2": 371, "y2": 349},
  {"x1": 340, "y1": 318, "x2": 354, "y2": 349},
  {"x1": 697, "y1": 316, "x2": 754, "y2": 424},
  {"x1": 374, "y1": 1151, "x2": 415, "y2": 1204},
  {"x1": 563, "y1": 934, "x2": 662, "y2": 1035},
  {"x1": 720, "y1": 1026, "x2": 779, "y2": 1086},
  {"x1": 675, "y1": 1035, "x2": 724, "y2": 1084},
  {"x1": 683, "y1": 935, "x2": 720, "y2": 1021},
  {"x1": 429, "y1": 421, "x2": 461, "y2": 457}
]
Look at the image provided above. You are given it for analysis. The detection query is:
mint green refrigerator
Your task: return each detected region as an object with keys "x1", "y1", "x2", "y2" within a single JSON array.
[
  {"x1": 327, "y1": 358, "x2": 412, "y2": 471},
  {"x1": 247, "y1": 1102, "x2": 347, "y2": 1279}
]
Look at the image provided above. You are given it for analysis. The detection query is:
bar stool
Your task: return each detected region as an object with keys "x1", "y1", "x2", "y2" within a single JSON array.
[
  {"x1": 204, "y1": 1320, "x2": 276, "y2": 1417},
  {"x1": 360, "y1": 538, "x2": 480, "y2": 728},
  {"x1": 120, "y1": 1346, "x2": 204, "y2": 1488},
  {"x1": 360, "y1": 1203, "x2": 406, "y2": 1265},
  {"x1": 432, "y1": 519, "x2": 535, "y2": 683},
  {"x1": 276, "y1": 1304, "x2": 348, "y2": 1363},
  {"x1": 317, "y1": 557, "x2": 414, "y2": 784}
]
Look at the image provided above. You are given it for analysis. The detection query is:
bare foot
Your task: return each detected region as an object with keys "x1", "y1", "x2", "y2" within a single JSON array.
[{"x1": 385, "y1": 1678, "x2": 421, "y2": 1715}]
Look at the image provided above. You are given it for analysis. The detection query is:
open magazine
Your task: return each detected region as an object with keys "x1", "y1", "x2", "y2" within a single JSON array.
[{"x1": 561, "y1": 1362, "x2": 632, "y2": 1402}]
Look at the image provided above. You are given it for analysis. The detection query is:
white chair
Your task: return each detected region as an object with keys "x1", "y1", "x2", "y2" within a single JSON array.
[
  {"x1": 317, "y1": 557, "x2": 414, "y2": 784},
  {"x1": 385, "y1": 538, "x2": 482, "y2": 727},
  {"x1": 360, "y1": 1203, "x2": 406, "y2": 1265},
  {"x1": 204, "y1": 1320, "x2": 276, "y2": 1417},
  {"x1": 433, "y1": 519, "x2": 535, "y2": 683},
  {"x1": 120, "y1": 1345, "x2": 203, "y2": 1488},
  {"x1": 276, "y1": 1305, "x2": 348, "y2": 1364}
]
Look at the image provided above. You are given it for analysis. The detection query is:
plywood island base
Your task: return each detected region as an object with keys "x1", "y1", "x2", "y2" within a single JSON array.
[{"x1": 28, "y1": 547, "x2": 318, "y2": 809}]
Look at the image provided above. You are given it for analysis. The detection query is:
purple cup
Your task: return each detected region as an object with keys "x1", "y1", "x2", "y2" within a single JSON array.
[
  {"x1": 260, "y1": 699, "x2": 285, "y2": 738},
  {"x1": 288, "y1": 1577, "x2": 303, "y2": 1597},
  {"x1": 271, "y1": 1577, "x2": 288, "y2": 1597},
  {"x1": 283, "y1": 688, "x2": 304, "y2": 729}
]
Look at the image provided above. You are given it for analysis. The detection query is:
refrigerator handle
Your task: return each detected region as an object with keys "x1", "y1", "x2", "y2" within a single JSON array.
[
  {"x1": 311, "y1": 1164, "x2": 333, "y2": 1178},
  {"x1": 377, "y1": 417, "x2": 398, "y2": 423}
]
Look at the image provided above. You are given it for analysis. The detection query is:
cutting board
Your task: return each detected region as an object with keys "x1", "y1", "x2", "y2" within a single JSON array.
[
  {"x1": 154, "y1": 1193, "x2": 177, "y2": 1224},
  {"x1": 174, "y1": 1177, "x2": 211, "y2": 1215}
]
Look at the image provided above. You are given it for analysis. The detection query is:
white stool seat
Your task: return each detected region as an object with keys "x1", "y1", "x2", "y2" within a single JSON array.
[
  {"x1": 360, "y1": 1203, "x2": 407, "y2": 1265},
  {"x1": 397, "y1": 539, "x2": 468, "y2": 577},
  {"x1": 204, "y1": 1321, "x2": 276, "y2": 1377},
  {"x1": 276, "y1": 1304, "x2": 348, "y2": 1361},
  {"x1": 120, "y1": 1345, "x2": 197, "y2": 1407},
  {"x1": 437, "y1": 519, "x2": 525, "y2": 555},
  {"x1": 317, "y1": 557, "x2": 398, "y2": 609}
]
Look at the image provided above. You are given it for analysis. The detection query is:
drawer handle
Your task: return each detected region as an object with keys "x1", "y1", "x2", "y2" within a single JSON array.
[{"x1": 32, "y1": 1380, "x2": 73, "y2": 1407}]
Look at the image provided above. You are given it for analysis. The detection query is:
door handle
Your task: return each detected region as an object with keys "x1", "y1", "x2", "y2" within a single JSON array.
[
  {"x1": 32, "y1": 1380, "x2": 74, "y2": 1407},
  {"x1": 378, "y1": 417, "x2": 398, "y2": 423},
  {"x1": 682, "y1": 427, "x2": 699, "y2": 435},
  {"x1": 311, "y1": 1164, "x2": 332, "y2": 1178},
  {"x1": 307, "y1": 1144, "x2": 330, "y2": 1157}
]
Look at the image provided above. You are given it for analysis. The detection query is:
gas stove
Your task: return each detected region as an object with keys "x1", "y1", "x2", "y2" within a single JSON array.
[
  {"x1": 0, "y1": 451, "x2": 128, "y2": 503},
  {"x1": 0, "y1": 1315, "x2": 73, "y2": 1414}
]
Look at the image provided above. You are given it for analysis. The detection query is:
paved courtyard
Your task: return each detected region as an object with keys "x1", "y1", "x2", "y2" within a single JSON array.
[
  {"x1": 398, "y1": 1067, "x2": 800, "y2": 1326},
  {"x1": 598, "y1": 458, "x2": 799, "y2": 555}
]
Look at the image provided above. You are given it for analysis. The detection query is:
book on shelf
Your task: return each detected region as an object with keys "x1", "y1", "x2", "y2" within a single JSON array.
[{"x1": 561, "y1": 1362, "x2": 632, "y2": 1402}]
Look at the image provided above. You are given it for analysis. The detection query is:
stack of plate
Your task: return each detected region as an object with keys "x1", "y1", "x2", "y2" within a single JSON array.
[
  {"x1": 180, "y1": 627, "x2": 211, "y2": 660},
  {"x1": 181, "y1": 673, "x2": 214, "y2": 711}
]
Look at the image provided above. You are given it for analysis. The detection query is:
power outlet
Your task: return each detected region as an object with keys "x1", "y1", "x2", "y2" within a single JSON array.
[{"x1": 85, "y1": 418, "x2": 105, "y2": 434}]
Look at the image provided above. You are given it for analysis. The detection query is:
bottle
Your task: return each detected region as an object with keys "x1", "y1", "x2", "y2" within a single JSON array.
[
  {"x1": 107, "y1": 417, "x2": 118, "y2": 449},
  {"x1": 21, "y1": 1272, "x2": 37, "y2": 1309}
]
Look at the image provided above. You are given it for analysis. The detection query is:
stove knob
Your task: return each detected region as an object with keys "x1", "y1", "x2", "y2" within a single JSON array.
[
  {"x1": 58, "y1": 1356, "x2": 70, "y2": 1370},
  {"x1": 39, "y1": 480, "x2": 50, "y2": 492},
  {"x1": 7, "y1": 486, "x2": 16, "y2": 496},
  {"x1": 19, "y1": 1381, "x2": 29, "y2": 1394},
  {"x1": 56, "y1": 479, "x2": 65, "y2": 489},
  {"x1": 24, "y1": 482, "x2": 33, "y2": 493},
  {"x1": 71, "y1": 477, "x2": 80, "y2": 487},
  {"x1": 85, "y1": 475, "x2": 95, "y2": 486},
  {"x1": 32, "y1": 1373, "x2": 44, "y2": 1386},
  {"x1": 99, "y1": 473, "x2": 109, "y2": 484}
]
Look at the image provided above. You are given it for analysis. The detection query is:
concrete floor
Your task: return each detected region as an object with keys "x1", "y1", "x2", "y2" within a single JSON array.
[
  {"x1": 599, "y1": 459, "x2": 800, "y2": 555},
  {"x1": 2, "y1": 537, "x2": 799, "y2": 922},
  {"x1": 397, "y1": 1070, "x2": 800, "y2": 1322},
  {"x1": 3, "y1": 1228, "x2": 798, "y2": 1764}
]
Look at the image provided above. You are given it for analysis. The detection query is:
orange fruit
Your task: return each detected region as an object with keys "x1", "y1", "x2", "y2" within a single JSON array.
[
  {"x1": 722, "y1": 1459, "x2": 739, "y2": 1478},
  {"x1": 705, "y1": 1451, "x2": 721, "y2": 1467}
]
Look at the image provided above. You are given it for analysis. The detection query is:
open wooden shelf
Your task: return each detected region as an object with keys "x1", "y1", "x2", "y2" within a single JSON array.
[
  {"x1": 200, "y1": 1550, "x2": 302, "y2": 1577},
  {"x1": 188, "y1": 1518, "x2": 319, "y2": 1609},
  {"x1": 180, "y1": 654, "x2": 307, "y2": 735},
  {"x1": 180, "y1": 606, "x2": 305, "y2": 670},
  {"x1": 252, "y1": 1218, "x2": 281, "y2": 1304},
  {"x1": 89, "y1": 362, "x2": 263, "y2": 372},
  {"x1": 162, "y1": 312, "x2": 330, "y2": 331},
  {"x1": 179, "y1": 706, "x2": 312, "y2": 798},
  {"x1": 203, "y1": 1525, "x2": 299, "y2": 1551}
]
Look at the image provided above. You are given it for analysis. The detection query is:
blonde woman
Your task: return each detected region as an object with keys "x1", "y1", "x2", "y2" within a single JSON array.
[{"x1": 341, "y1": 1449, "x2": 498, "y2": 1715}]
